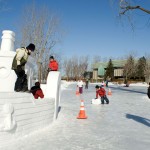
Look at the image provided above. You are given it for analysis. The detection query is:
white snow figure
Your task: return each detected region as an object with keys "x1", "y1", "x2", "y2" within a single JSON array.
[{"x1": 0, "y1": 103, "x2": 16, "y2": 131}]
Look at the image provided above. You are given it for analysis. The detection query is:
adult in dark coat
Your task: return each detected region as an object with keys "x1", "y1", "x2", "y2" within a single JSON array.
[{"x1": 12, "y1": 43, "x2": 35, "y2": 92}]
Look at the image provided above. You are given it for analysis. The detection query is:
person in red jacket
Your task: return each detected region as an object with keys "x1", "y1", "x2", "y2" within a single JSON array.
[
  {"x1": 30, "y1": 82, "x2": 44, "y2": 99},
  {"x1": 95, "y1": 85, "x2": 109, "y2": 104},
  {"x1": 48, "y1": 56, "x2": 58, "y2": 71}
]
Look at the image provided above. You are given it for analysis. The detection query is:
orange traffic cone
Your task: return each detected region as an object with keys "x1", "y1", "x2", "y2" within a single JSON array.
[
  {"x1": 76, "y1": 91, "x2": 80, "y2": 96},
  {"x1": 108, "y1": 88, "x2": 112, "y2": 95},
  {"x1": 77, "y1": 100, "x2": 87, "y2": 119}
]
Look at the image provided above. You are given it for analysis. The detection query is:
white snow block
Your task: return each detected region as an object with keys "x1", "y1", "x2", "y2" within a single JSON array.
[
  {"x1": 91, "y1": 98, "x2": 101, "y2": 105},
  {"x1": 44, "y1": 71, "x2": 61, "y2": 119}
]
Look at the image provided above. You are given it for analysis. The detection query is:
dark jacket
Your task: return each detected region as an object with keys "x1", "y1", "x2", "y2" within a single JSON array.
[{"x1": 147, "y1": 86, "x2": 150, "y2": 99}]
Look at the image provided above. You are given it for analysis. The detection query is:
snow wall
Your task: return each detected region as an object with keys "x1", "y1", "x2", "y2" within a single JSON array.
[{"x1": 0, "y1": 30, "x2": 61, "y2": 146}]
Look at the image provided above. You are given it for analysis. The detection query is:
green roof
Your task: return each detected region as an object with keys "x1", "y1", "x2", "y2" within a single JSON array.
[{"x1": 93, "y1": 60, "x2": 127, "y2": 69}]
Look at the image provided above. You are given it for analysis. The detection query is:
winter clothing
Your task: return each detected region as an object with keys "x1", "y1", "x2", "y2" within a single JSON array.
[
  {"x1": 30, "y1": 82, "x2": 44, "y2": 99},
  {"x1": 12, "y1": 44, "x2": 35, "y2": 92},
  {"x1": 106, "y1": 76, "x2": 110, "y2": 87},
  {"x1": 79, "y1": 87, "x2": 83, "y2": 94},
  {"x1": 147, "y1": 83, "x2": 150, "y2": 99},
  {"x1": 14, "y1": 70, "x2": 28, "y2": 92},
  {"x1": 26, "y1": 43, "x2": 35, "y2": 52},
  {"x1": 77, "y1": 80, "x2": 84, "y2": 87},
  {"x1": 77, "y1": 80, "x2": 84, "y2": 94},
  {"x1": 96, "y1": 87, "x2": 106, "y2": 98},
  {"x1": 12, "y1": 47, "x2": 29, "y2": 70},
  {"x1": 48, "y1": 60, "x2": 58, "y2": 71},
  {"x1": 96, "y1": 86, "x2": 109, "y2": 104},
  {"x1": 85, "y1": 79, "x2": 89, "y2": 89},
  {"x1": 49, "y1": 56, "x2": 54, "y2": 59},
  {"x1": 95, "y1": 85, "x2": 99, "y2": 89}
]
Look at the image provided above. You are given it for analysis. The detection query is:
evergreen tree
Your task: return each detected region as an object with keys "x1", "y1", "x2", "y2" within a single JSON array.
[
  {"x1": 104, "y1": 59, "x2": 114, "y2": 80},
  {"x1": 136, "y1": 56, "x2": 146, "y2": 81}
]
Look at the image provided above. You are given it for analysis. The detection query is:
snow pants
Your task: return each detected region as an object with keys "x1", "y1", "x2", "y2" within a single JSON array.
[
  {"x1": 101, "y1": 95, "x2": 109, "y2": 104},
  {"x1": 79, "y1": 87, "x2": 83, "y2": 94},
  {"x1": 14, "y1": 69, "x2": 28, "y2": 92}
]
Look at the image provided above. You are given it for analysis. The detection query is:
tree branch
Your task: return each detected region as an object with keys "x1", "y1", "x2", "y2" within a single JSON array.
[{"x1": 120, "y1": 5, "x2": 150, "y2": 15}]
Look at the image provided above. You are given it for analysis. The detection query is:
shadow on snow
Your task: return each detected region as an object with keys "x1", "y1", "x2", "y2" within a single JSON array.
[
  {"x1": 126, "y1": 114, "x2": 150, "y2": 127},
  {"x1": 108, "y1": 86, "x2": 147, "y2": 95}
]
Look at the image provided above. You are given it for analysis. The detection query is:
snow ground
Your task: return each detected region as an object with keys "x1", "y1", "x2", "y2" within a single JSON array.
[{"x1": 1, "y1": 82, "x2": 150, "y2": 150}]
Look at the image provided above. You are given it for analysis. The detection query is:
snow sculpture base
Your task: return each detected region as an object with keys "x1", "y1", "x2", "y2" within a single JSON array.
[
  {"x1": 0, "y1": 93, "x2": 55, "y2": 147},
  {"x1": 0, "y1": 71, "x2": 61, "y2": 147}
]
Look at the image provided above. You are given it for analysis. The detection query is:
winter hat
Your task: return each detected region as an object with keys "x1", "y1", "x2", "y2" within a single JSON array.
[
  {"x1": 26, "y1": 43, "x2": 35, "y2": 51},
  {"x1": 35, "y1": 81, "x2": 40, "y2": 86},
  {"x1": 95, "y1": 85, "x2": 99, "y2": 89},
  {"x1": 50, "y1": 56, "x2": 54, "y2": 59}
]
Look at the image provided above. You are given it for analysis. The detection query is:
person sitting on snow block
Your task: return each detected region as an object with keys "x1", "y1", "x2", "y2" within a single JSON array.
[
  {"x1": 95, "y1": 85, "x2": 109, "y2": 104},
  {"x1": 30, "y1": 82, "x2": 44, "y2": 99},
  {"x1": 48, "y1": 56, "x2": 58, "y2": 71}
]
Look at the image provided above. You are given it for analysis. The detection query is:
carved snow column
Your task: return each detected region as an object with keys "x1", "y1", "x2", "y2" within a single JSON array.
[{"x1": 0, "y1": 30, "x2": 16, "y2": 92}]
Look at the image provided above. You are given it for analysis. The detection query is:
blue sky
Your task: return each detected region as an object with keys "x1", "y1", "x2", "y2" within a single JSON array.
[{"x1": 0, "y1": 0, "x2": 150, "y2": 59}]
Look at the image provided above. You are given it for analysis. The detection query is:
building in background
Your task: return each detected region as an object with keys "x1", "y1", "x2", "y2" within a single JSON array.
[{"x1": 92, "y1": 60, "x2": 127, "y2": 81}]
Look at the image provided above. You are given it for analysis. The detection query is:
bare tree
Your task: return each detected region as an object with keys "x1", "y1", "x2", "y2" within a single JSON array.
[
  {"x1": 119, "y1": 0, "x2": 150, "y2": 15},
  {"x1": 123, "y1": 54, "x2": 135, "y2": 82},
  {"x1": 92, "y1": 55, "x2": 101, "y2": 64},
  {"x1": 19, "y1": 4, "x2": 61, "y2": 82},
  {"x1": 63, "y1": 56, "x2": 89, "y2": 81},
  {"x1": 63, "y1": 58, "x2": 72, "y2": 81},
  {"x1": 78, "y1": 56, "x2": 89, "y2": 78}
]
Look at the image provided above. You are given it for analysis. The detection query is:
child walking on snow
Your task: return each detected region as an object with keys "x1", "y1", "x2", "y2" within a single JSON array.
[{"x1": 77, "y1": 79, "x2": 84, "y2": 94}]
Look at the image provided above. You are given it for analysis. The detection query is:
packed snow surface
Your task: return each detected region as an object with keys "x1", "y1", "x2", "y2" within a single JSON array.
[{"x1": 1, "y1": 81, "x2": 150, "y2": 150}]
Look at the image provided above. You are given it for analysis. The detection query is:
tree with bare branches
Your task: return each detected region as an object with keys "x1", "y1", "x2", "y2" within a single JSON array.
[
  {"x1": 119, "y1": 0, "x2": 150, "y2": 15},
  {"x1": 19, "y1": 4, "x2": 61, "y2": 82},
  {"x1": 123, "y1": 55, "x2": 135, "y2": 82},
  {"x1": 63, "y1": 56, "x2": 89, "y2": 81}
]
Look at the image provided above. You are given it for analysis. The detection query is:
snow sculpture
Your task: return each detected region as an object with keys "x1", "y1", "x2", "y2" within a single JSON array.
[
  {"x1": 0, "y1": 30, "x2": 16, "y2": 92},
  {"x1": 44, "y1": 71, "x2": 61, "y2": 119},
  {"x1": 0, "y1": 30, "x2": 35, "y2": 92},
  {"x1": 0, "y1": 103, "x2": 16, "y2": 131}
]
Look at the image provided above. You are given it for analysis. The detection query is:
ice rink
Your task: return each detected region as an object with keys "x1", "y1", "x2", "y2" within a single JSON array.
[{"x1": 2, "y1": 82, "x2": 150, "y2": 150}]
